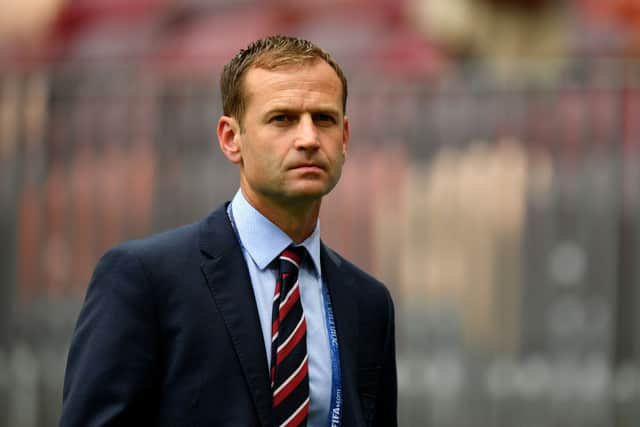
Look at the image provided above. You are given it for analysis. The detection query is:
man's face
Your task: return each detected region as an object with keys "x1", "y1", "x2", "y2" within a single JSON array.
[{"x1": 226, "y1": 60, "x2": 349, "y2": 209}]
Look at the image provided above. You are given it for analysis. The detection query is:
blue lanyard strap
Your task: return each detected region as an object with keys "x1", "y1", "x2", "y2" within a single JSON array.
[{"x1": 323, "y1": 285, "x2": 342, "y2": 427}]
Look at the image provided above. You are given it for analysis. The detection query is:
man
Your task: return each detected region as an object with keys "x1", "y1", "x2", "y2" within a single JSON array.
[{"x1": 60, "y1": 35, "x2": 397, "y2": 427}]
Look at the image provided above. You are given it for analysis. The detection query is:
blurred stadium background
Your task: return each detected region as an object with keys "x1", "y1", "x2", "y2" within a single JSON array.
[{"x1": 1, "y1": 0, "x2": 640, "y2": 426}]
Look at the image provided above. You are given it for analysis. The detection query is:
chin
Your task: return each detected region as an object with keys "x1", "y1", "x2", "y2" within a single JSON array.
[{"x1": 286, "y1": 186, "x2": 332, "y2": 201}]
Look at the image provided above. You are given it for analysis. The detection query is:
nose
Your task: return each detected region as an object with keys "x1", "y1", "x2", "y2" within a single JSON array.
[{"x1": 294, "y1": 115, "x2": 320, "y2": 149}]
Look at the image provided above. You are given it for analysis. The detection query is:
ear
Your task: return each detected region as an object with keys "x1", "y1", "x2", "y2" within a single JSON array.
[
  {"x1": 342, "y1": 115, "x2": 350, "y2": 158},
  {"x1": 217, "y1": 115, "x2": 242, "y2": 164}
]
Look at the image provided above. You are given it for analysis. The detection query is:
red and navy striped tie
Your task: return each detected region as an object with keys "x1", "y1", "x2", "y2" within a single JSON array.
[{"x1": 271, "y1": 246, "x2": 309, "y2": 427}]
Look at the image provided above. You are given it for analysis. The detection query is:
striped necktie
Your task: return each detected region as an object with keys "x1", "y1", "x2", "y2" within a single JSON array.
[{"x1": 271, "y1": 246, "x2": 309, "y2": 427}]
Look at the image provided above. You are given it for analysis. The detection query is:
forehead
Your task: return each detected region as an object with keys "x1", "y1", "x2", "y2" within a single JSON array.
[{"x1": 242, "y1": 61, "x2": 343, "y2": 113}]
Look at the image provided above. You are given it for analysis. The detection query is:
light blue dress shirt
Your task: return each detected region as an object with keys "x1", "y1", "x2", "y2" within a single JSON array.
[{"x1": 228, "y1": 190, "x2": 332, "y2": 426}]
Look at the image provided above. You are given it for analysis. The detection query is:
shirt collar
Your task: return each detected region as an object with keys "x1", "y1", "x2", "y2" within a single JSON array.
[{"x1": 229, "y1": 190, "x2": 322, "y2": 277}]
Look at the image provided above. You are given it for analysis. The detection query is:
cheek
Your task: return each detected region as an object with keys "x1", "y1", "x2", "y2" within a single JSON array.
[
  {"x1": 335, "y1": 154, "x2": 345, "y2": 174},
  {"x1": 327, "y1": 140, "x2": 346, "y2": 162},
  {"x1": 246, "y1": 148, "x2": 279, "y2": 178}
]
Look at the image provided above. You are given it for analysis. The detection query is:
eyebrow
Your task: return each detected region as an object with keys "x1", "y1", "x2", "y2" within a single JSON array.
[{"x1": 265, "y1": 106, "x2": 342, "y2": 117}]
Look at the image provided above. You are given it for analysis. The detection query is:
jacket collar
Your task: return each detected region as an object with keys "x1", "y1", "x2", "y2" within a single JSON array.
[{"x1": 199, "y1": 204, "x2": 273, "y2": 426}]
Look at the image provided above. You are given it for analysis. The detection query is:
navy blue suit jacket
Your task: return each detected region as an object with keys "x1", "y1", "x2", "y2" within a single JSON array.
[{"x1": 60, "y1": 204, "x2": 397, "y2": 426}]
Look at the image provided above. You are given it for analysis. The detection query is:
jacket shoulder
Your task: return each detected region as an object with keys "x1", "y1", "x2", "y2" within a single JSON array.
[
  {"x1": 106, "y1": 203, "x2": 231, "y2": 263},
  {"x1": 98, "y1": 223, "x2": 194, "y2": 273},
  {"x1": 322, "y1": 245, "x2": 391, "y2": 300},
  {"x1": 116, "y1": 221, "x2": 201, "y2": 257}
]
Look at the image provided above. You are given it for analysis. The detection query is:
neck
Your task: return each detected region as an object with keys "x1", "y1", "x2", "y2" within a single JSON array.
[{"x1": 240, "y1": 188, "x2": 321, "y2": 244}]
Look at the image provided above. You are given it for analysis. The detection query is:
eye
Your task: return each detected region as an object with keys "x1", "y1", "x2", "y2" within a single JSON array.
[
  {"x1": 270, "y1": 114, "x2": 294, "y2": 124},
  {"x1": 313, "y1": 113, "x2": 337, "y2": 126}
]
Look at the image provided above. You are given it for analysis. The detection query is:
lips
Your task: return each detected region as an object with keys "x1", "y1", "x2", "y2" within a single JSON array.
[{"x1": 289, "y1": 163, "x2": 325, "y2": 171}]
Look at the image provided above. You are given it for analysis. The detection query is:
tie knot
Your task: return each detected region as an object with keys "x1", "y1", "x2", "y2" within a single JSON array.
[{"x1": 279, "y1": 245, "x2": 306, "y2": 274}]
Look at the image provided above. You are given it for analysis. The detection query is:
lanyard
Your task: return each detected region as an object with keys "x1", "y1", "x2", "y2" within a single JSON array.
[
  {"x1": 323, "y1": 285, "x2": 342, "y2": 427},
  {"x1": 226, "y1": 202, "x2": 342, "y2": 426}
]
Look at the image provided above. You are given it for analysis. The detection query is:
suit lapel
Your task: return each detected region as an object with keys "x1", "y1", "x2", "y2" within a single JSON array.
[
  {"x1": 321, "y1": 244, "x2": 360, "y2": 426},
  {"x1": 199, "y1": 205, "x2": 272, "y2": 427}
]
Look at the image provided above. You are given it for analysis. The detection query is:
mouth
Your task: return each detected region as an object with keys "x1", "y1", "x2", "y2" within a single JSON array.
[{"x1": 289, "y1": 163, "x2": 325, "y2": 172}]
